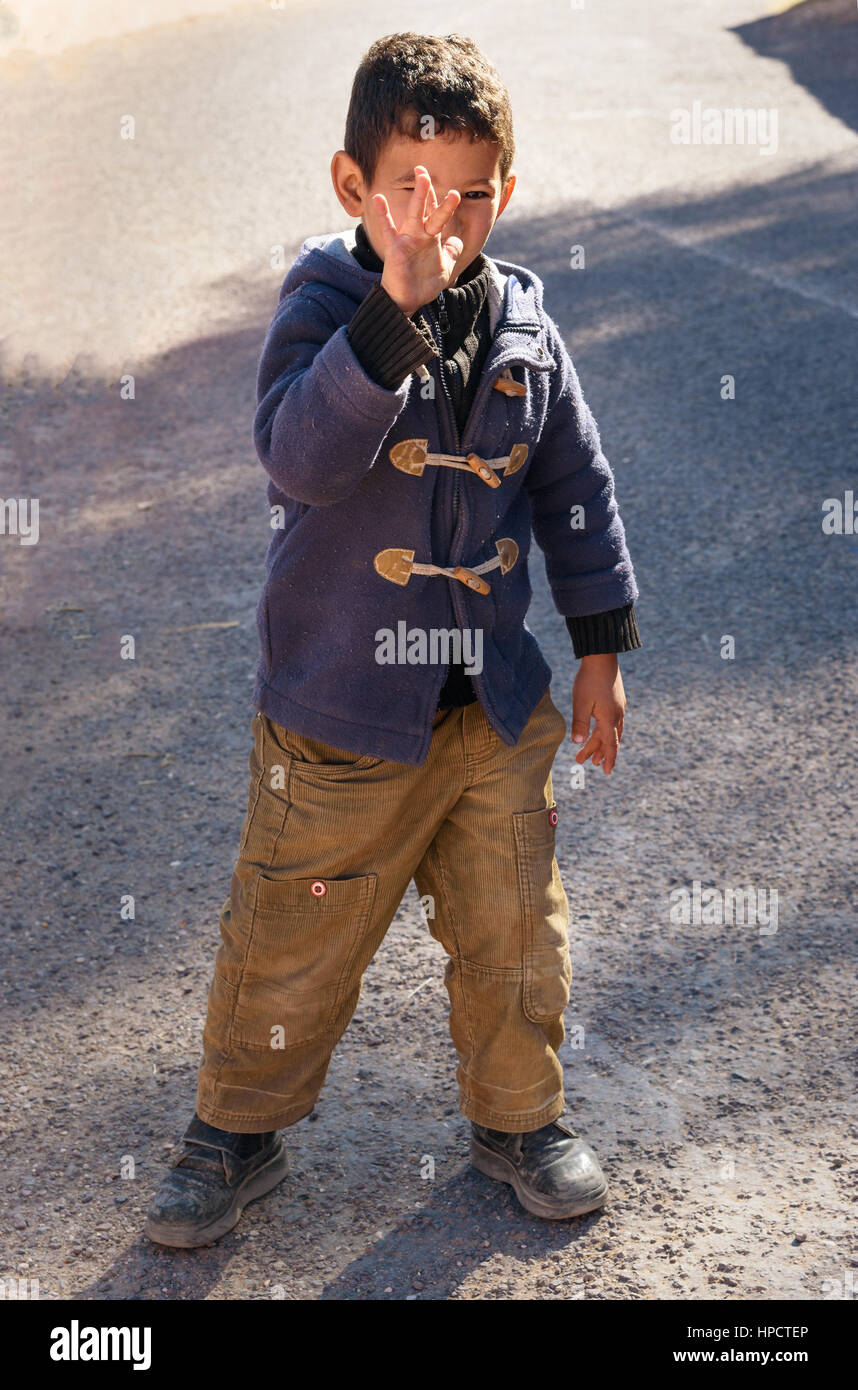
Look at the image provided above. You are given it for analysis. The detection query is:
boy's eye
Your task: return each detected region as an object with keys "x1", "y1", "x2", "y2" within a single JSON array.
[{"x1": 397, "y1": 188, "x2": 489, "y2": 199}]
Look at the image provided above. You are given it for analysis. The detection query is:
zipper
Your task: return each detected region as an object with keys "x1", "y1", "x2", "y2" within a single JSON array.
[
  {"x1": 428, "y1": 297, "x2": 477, "y2": 710},
  {"x1": 436, "y1": 289, "x2": 450, "y2": 336},
  {"x1": 429, "y1": 295, "x2": 463, "y2": 552},
  {"x1": 425, "y1": 298, "x2": 545, "y2": 730}
]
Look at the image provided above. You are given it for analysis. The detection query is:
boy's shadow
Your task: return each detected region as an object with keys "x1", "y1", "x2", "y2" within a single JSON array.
[{"x1": 317, "y1": 1166, "x2": 606, "y2": 1300}]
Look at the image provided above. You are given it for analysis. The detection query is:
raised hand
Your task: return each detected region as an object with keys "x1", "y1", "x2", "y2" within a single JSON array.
[{"x1": 373, "y1": 166, "x2": 464, "y2": 317}]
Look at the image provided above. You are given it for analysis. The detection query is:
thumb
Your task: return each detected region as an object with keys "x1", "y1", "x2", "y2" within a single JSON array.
[{"x1": 571, "y1": 691, "x2": 591, "y2": 745}]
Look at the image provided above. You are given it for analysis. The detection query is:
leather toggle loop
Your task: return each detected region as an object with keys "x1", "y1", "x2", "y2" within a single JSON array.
[
  {"x1": 372, "y1": 548, "x2": 415, "y2": 586},
  {"x1": 493, "y1": 537, "x2": 518, "y2": 573},
  {"x1": 503, "y1": 443, "x2": 528, "y2": 476},
  {"x1": 389, "y1": 439, "x2": 528, "y2": 483},
  {"x1": 374, "y1": 538, "x2": 519, "y2": 590},
  {"x1": 493, "y1": 369, "x2": 527, "y2": 397},
  {"x1": 388, "y1": 439, "x2": 431, "y2": 475}
]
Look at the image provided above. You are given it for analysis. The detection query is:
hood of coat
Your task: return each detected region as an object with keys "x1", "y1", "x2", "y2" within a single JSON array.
[{"x1": 279, "y1": 228, "x2": 545, "y2": 339}]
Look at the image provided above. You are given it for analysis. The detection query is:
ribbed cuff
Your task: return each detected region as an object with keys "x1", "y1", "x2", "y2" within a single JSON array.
[
  {"x1": 347, "y1": 283, "x2": 438, "y2": 389},
  {"x1": 565, "y1": 603, "x2": 642, "y2": 658}
]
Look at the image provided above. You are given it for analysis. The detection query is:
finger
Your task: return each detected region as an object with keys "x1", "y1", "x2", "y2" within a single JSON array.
[
  {"x1": 424, "y1": 189, "x2": 461, "y2": 238},
  {"x1": 570, "y1": 708, "x2": 591, "y2": 745},
  {"x1": 574, "y1": 730, "x2": 601, "y2": 764},
  {"x1": 401, "y1": 167, "x2": 432, "y2": 233},
  {"x1": 594, "y1": 716, "x2": 619, "y2": 774},
  {"x1": 372, "y1": 193, "x2": 398, "y2": 253},
  {"x1": 420, "y1": 168, "x2": 444, "y2": 225},
  {"x1": 441, "y1": 233, "x2": 464, "y2": 264}
]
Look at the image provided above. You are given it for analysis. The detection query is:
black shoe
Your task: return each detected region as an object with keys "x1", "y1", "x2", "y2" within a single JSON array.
[
  {"x1": 470, "y1": 1116, "x2": 609, "y2": 1219},
  {"x1": 144, "y1": 1113, "x2": 289, "y2": 1248}
]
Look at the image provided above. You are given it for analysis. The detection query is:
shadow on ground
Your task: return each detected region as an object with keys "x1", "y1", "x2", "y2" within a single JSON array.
[{"x1": 733, "y1": 0, "x2": 858, "y2": 135}]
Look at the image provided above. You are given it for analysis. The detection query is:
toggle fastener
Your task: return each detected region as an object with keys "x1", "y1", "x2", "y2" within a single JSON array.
[
  {"x1": 389, "y1": 439, "x2": 528, "y2": 484},
  {"x1": 374, "y1": 538, "x2": 519, "y2": 593},
  {"x1": 493, "y1": 368, "x2": 526, "y2": 397},
  {"x1": 466, "y1": 453, "x2": 500, "y2": 488},
  {"x1": 451, "y1": 566, "x2": 491, "y2": 595}
]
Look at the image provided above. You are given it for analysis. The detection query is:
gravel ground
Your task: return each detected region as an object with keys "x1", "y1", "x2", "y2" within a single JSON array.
[{"x1": 1, "y1": 0, "x2": 856, "y2": 1301}]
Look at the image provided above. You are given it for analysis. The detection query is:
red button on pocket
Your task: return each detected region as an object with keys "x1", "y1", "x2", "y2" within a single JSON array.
[
  {"x1": 310, "y1": 880, "x2": 327, "y2": 897},
  {"x1": 548, "y1": 808, "x2": 558, "y2": 827}
]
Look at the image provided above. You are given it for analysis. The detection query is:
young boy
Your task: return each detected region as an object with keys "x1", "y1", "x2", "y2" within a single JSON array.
[{"x1": 145, "y1": 31, "x2": 641, "y2": 1248}]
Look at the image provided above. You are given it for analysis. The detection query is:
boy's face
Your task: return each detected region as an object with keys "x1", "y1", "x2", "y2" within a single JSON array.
[{"x1": 332, "y1": 127, "x2": 515, "y2": 280}]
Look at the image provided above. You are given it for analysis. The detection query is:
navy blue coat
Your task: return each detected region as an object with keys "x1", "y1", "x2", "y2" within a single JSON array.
[{"x1": 252, "y1": 230, "x2": 638, "y2": 766}]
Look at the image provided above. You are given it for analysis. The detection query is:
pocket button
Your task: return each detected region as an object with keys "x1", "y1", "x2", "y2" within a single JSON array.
[{"x1": 310, "y1": 880, "x2": 327, "y2": 897}]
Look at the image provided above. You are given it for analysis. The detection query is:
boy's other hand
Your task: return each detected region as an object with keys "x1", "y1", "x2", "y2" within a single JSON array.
[
  {"x1": 570, "y1": 654, "x2": 626, "y2": 775},
  {"x1": 375, "y1": 166, "x2": 464, "y2": 316}
]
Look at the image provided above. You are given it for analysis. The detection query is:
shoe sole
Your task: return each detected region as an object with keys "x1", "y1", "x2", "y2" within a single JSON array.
[
  {"x1": 144, "y1": 1143, "x2": 290, "y2": 1248},
  {"x1": 470, "y1": 1138, "x2": 609, "y2": 1220}
]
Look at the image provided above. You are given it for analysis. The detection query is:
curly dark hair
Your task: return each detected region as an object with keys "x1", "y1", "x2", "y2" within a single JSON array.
[{"x1": 343, "y1": 32, "x2": 515, "y2": 186}]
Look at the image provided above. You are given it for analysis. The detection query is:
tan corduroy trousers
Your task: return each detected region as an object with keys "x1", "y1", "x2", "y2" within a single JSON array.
[{"x1": 196, "y1": 685, "x2": 571, "y2": 1133}]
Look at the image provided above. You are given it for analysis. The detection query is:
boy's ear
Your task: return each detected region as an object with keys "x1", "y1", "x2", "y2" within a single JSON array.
[
  {"x1": 495, "y1": 171, "x2": 516, "y2": 219},
  {"x1": 331, "y1": 150, "x2": 364, "y2": 216}
]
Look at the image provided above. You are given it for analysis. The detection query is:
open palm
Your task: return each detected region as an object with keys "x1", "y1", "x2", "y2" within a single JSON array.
[{"x1": 374, "y1": 166, "x2": 464, "y2": 317}]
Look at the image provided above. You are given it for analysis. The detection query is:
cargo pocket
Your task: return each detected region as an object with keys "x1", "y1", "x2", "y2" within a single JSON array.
[
  {"x1": 512, "y1": 805, "x2": 571, "y2": 1024},
  {"x1": 228, "y1": 871, "x2": 378, "y2": 1049}
]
